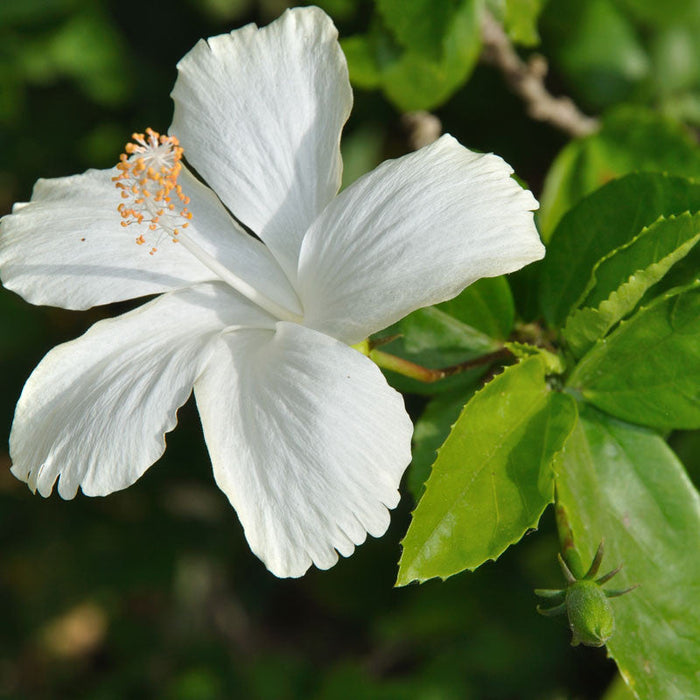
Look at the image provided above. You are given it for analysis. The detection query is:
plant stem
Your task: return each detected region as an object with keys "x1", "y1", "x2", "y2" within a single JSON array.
[
  {"x1": 369, "y1": 346, "x2": 513, "y2": 383},
  {"x1": 480, "y1": 12, "x2": 599, "y2": 138},
  {"x1": 554, "y1": 494, "x2": 585, "y2": 579}
]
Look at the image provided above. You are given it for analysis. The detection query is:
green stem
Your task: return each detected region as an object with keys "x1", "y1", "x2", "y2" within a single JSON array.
[
  {"x1": 368, "y1": 346, "x2": 513, "y2": 383},
  {"x1": 554, "y1": 492, "x2": 585, "y2": 579}
]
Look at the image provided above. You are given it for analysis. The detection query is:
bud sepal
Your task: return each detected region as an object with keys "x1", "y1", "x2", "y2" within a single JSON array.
[{"x1": 535, "y1": 541, "x2": 638, "y2": 647}]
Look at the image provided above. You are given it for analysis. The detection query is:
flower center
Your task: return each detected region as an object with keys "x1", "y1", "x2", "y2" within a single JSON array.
[
  {"x1": 112, "y1": 128, "x2": 192, "y2": 255},
  {"x1": 112, "y1": 128, "x2": 303, "y2": 324}
]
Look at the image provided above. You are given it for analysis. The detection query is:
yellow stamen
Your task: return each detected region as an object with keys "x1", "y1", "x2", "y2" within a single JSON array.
[
  {"x1": 112, "y1": 127, "x2": 304, "y2": 323},
  {"x1": 112, "y1": 128, "x2": 191, "y2": 251}
]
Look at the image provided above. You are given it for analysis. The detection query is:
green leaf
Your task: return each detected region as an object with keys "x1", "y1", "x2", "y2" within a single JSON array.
[
  {"x1": 563, "y1": 212, "x2": 700, "y2": 357},
  {"x1": 436, "y1": 276, "x2": 515, "y2": 340},
  {"x1": 399, "y1": 307, "x2": 500, "y2": 360},
  {"x1": 613, "y1": 0, "x2": 700, "y2": 26},
  {"x1": 340, "y1": 35, "x2": 383, "y2": 89},
  {"x1": 504, "y1": 0, "x2": 544, "y2": 46},
  {"x1": 342, "y1": 0, "x2": 481, "y2": 111},
  {"x1": 407, "y1": 390, "x2": 471, "y2": 500},
  {"x1": 376, "y1": 0, "x2": 459, "y2": 59},
  {"x1": 397, "y1": 357, "x2": 578, "y2": 585},
  {"x1": 555, "y1": 406, "x2": 700, "y2": 698},
  {"x1": 568, "y1": 282, "x2": 700, "y2": 430},
  {"x1": 340, "y1": 126, "x2": 384, "y2": 190},
  {"x1": 504, "y1": 341, "x2": 566, "y2": 375},
  {"x1": 601, "y1": 674, "x2": 637, "y2": 700},
  {"x1": 371, "y1": 281, "x2": 507, "y2": 395},
  {"x1": 485, "y1": 0, "x2": 543, "y2": 45},
  {"x1": 649, "y1": 23, "x2": 700, "y2": 99},
  {"x1": 369, "y1": 334, "x2": 490, "y2": 396},
  {"x1": 0, "y1": 0, "x2": 78, "y2": 24},
  {"x1": 581, "y1": 213, "x2": 700, "y2": 310},
  {"x1": 539, "y1": 173, "x2": 700, "y2": 328},
  {"x1": 538, "y1": 108, "x2": 700, "y2": 240},
  {"x1": 540, "y1": 0, "x2": 649, "y2": 110}
]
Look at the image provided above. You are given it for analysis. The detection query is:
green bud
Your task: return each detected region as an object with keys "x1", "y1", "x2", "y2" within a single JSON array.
[
  {"x1": 535, "y1": 540, "x2": 637, "y2": 648},
  {"x1": 565, "y1": 580, "x2": 615, "y2": 647}
]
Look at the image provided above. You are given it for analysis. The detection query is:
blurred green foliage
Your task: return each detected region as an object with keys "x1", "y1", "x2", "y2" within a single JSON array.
[{"x1": 1, "y1": 0, "x2": 700, "y2": 697}]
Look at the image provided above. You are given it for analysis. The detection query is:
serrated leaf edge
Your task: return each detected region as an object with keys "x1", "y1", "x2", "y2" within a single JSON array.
[
  {"x1": 563, "y1": 213, "x2": 700, "y2": 357},
  {"x1": 396, "y1": 357, "x2": 578, "y2": 586},
  {"x1": 567, "y1": 277, "x2": 700, "y2": 392}
]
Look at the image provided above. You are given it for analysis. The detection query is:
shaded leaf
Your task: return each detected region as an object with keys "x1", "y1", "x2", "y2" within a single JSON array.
[
  {"x1": 407, "y1": 390, "x2": 471, "y2": 500},
  {"x1": 399, "y1": 307, "x2": 500, "y2": 359},
  {"x1": 540, "y1": 0, "x2": 649, "y2": 110},
  {"x1": 376, "y1": 0, "x2": 459, "y2": 59},
  {"x1": 613, "y1": 0, "x2": 700, "y2": 26},
  {"x1": 372, "y1": 279, "x2": 508, "y2": 395},
  {"x1": 340, "y1": 126, "x2": 384, "y2": 190},
  {"x1": 436, "y1": 276, "x2": 515, "y2": 340},
  {"x1": 342, "y1": 0, "x2": 481, "y2": 111}
]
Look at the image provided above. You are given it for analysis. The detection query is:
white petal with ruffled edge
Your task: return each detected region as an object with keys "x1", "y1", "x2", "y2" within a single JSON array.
[
  {"x1": 9, "y1": 282, "x2": 276, "y2": 499},
  {"x1": 194, "y1": 322, "x2": 413, "y2": 578},
  {"x1": 298, "y1": 135, "x2": 544, "y2": 345},
  {"x1": 0, "y1": 167, "x2": 300, "y2": 314},
  {"x1": 171, "y1": 7, "x2": 352, "y2": 282}
]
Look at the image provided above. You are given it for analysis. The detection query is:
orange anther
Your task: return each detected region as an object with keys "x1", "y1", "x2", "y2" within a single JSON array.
[{"x1": 114, "y1": 126, "x2": 192, "y2": 248}]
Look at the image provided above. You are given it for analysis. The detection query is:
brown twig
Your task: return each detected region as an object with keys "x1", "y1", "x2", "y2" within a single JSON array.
[
  {"x1": 480, "y1": 12, "x2": 599, "y2": 139},
  {"x1": 401, "y1": 110, "x2": 443, "y2": 150}
]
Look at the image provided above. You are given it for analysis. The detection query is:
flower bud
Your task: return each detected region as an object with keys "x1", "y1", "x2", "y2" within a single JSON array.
[{"x1": 565, "y1": 580, "x2": 615, "y2": 647}]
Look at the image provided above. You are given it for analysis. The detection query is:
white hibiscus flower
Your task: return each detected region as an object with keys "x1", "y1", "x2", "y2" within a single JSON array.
[{"x1": 0, "y1": 7, "x2": 543, "y2": 577}]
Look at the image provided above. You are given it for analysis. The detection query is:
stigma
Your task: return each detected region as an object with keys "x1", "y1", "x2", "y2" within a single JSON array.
[{"x1": 112, "y1": 128, "x2": 192, "y2": 255}]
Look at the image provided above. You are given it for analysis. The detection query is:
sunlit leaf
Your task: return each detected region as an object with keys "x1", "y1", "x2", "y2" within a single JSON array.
[
  {"x1": 563, "y1": 212, "x2": 700, "y2": 357},
  {"x1": 538, "y1": 108, "x2": 700, "y2": 239},
  {"x1": 504, "y1": 0, "x2": 544, "y2": 46},
  {"x1": 556, "y1": 406, "x2": 700, "y2": 698},
  {"x1": 397, "y1": 357, "x2": 577, "y2": 585},
  {"x1": 539, "y1": 173, "x2": 700, "y2": 328},
  {"x1": 569, "y1": 282, "x2": 700, "y2": 430}
]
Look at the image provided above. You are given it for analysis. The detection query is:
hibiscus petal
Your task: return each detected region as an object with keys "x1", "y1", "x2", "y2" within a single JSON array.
[
  {"x1": 9, "y1": 283, "x2": 275, "y2": 499},
  {"x1": 0, "y1": 167, "x2": 299, "y2": 314},
  {"x1": 194, "y1": 322, "x2": 413, "y2": 578},
  {"x1": 297, "y1": 135, "x2": 544, "y2": 344},
  {"x1": 171, "y1": 7, "x2": 352, "y2": 282}
]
